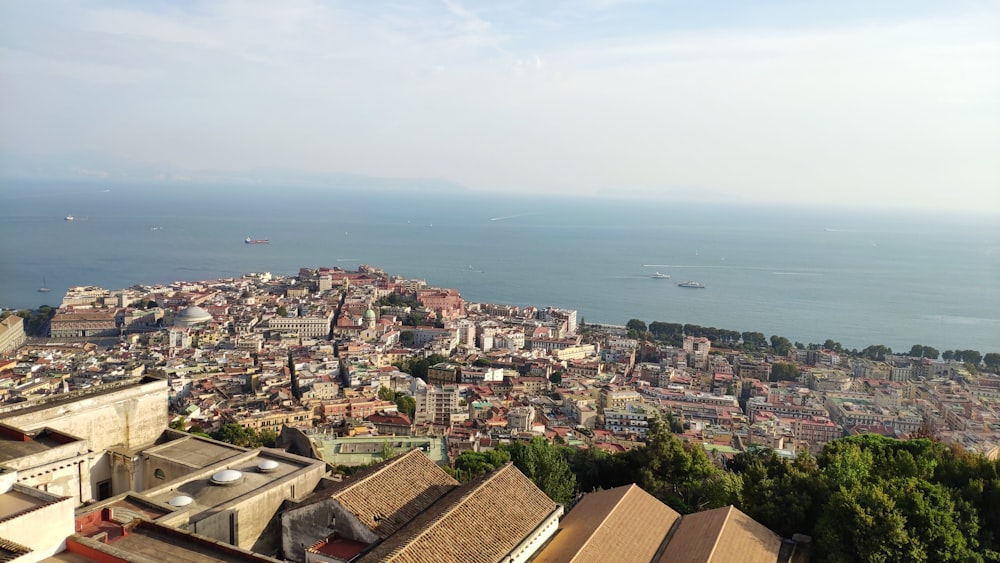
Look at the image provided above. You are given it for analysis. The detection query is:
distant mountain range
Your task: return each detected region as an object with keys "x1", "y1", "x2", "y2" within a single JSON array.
[{"x1": 0, "y1": 150, "x2": 468, "y2": 193}]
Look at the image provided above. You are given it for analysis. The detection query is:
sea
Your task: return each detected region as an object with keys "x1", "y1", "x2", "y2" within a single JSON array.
[{"x1": 1, "y1": 181, "x2": 998, "y2": 355}]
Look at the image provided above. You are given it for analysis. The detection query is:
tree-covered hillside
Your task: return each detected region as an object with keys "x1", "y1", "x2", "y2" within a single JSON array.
[{"x1": 457, "y1": 420, "x2": 1000, "y2": 562}]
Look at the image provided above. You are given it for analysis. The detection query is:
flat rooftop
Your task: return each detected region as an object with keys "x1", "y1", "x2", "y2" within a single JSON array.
[
  {"x1": 68, "y1": 520, "x2": 281, "y2": 563},
  {"x1": 144, "y1": 436, "x2": 245, "y2": 469},
  {"x1": 0, "y1": 434, "x2": 65, "y2": 464},
  {"x1": 0, "y1": 489, "x2": 49, "y2": 521},
  {"x1": 144, "y1": 453, "x2": 312, "y2": 521}
]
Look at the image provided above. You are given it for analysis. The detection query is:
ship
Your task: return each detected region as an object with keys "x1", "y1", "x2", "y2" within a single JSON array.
[
  {"x1": 37, "y1": 277, "x2": 51, "y2": 292},
  {"x1": 245, "y1": 237, "x2": 269, "y2": 244},
  {"x1": 677, "y1": 281, "x2": 705, "y2": 288},
  {"x1": 65, "y1": 215, "x2": 74, "y2": 221},
  {"x1": 651, "y1": 272, "x2": 670, "y2": 279}
]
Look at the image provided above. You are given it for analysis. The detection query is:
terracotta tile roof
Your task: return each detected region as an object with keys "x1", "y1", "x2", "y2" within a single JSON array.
[
  {"x1": 533, "y1": 484, "x2": 679, "y2": 563},
  {"x1": 357, "y1": 463, "x2": 559, "y2": 563},
  {"x1": 657, "y1": 505, "x2": 782, "y2": 563},
  {"x1": 326, "y1": 449, "x2": 458, "y2": 538}
]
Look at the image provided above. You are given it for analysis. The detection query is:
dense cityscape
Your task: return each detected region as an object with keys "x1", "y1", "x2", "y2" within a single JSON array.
[{"x1": 1, "y1": 264, "x2": 998, "y2": 562}]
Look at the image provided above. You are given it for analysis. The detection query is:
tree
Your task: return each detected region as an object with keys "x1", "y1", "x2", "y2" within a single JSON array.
[
  {"x1": 395, "y1": 394, "x2": 416, "y2": 418},
  {"x1": 626, "y1": 319, "x2": 647, "y2": 339},
  {"x1": 770, "y1": 335, "x2": 794, "y2": 356},
  {"x1": 942, "y1": 350, "x2": 955, "y2": 361},
  {"x1": 625, "y1": 418, "x2": 730, "y2": 512},
  {"x1": 741, "y1": 331, "x2": 767, "y2": 351},
  {"x1": 506, "y1": 437, "x2": 576, "y2": 504},
  {"x1": 212, "y1": 423, "x2": 263, "y2": 448},
  {"x1": 984, "y1": 353, "x2": 1000, "y2": 372},
  {"x1": 649, "y1": 321, "x2": 684, "y2": 345},
  {"x1": 258, "y1": 428, "x2": 278, "y2": 448},
  {"x1": 399, "y1": 331, "x2": 415, "y2": 346},
  {"x1": 381, "y1": 441, "x2": 398, "y2": 460},
  {"x1": 815, "y1": 485, "x2": 914, "y2": 562},
  {"x1": 450, "y1": 449, "x2": 512, "y2": 482},
  {"x1": 377, "y1": 385, "x2": 395, "y2": 401},
  {"x1": 728, "y1": 448, "x2": 827, "y2": 538},
  {"x1": 961, "y1": 350, "x2": 983, "y2": 366},
  {"x1": 909, "y1": 345, "x2": 940, "y2": 360},
  {"x1": 822, "y1": 339, "x2": 844, "y2": 353},
  {"x1": 276, "y1": 305, "x2": 288, "y2": 317},
  {"x1": 770, "y1": 362, "x2": 800, "y2": 382},
  {"x1": 860, "y1": 344, "x2": 892, "y2": 361},
  {"x1": 549, "y1": 371, "x2": 563, "y2": 385}
]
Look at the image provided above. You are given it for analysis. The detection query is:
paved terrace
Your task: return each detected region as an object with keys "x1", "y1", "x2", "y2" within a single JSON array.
[{"x1": 311, "y1": 435, "x2": 449, "y2": 466}]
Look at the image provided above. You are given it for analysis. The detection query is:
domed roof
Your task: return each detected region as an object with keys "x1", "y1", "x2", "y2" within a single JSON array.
[
  {"x1": 168, "y1": 494, "x2": 194, "y2": 507},
  {"x1": 363, "y1": 308, "x2": 376, "y2": 321},
  {"x1": 210, "y1": 469, "x2": 243, "y2": 485},
  {"x1": 257, "y1": 459, "x2": 280, "y2": 473},
  {"x1": 173, "y1": 305, "x2": 213, "y2": 327}
]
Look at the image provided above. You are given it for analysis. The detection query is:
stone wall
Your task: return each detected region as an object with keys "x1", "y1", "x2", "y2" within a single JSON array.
[{"x1": 0, "y1": 377, "x2": 169, "y2": 451}]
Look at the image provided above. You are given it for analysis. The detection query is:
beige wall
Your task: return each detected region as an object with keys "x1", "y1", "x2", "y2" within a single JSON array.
[
  {"x1": 0, "y1": 485, "x2": 75, "y2": 562},
  {"x1": 0, "y1": 377, "x2": 168, "y2": 452}
]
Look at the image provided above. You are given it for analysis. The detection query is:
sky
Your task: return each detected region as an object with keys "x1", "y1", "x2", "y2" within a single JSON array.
[{"x1": 1, "y1": 0, "x2": 999, "y2": 211}]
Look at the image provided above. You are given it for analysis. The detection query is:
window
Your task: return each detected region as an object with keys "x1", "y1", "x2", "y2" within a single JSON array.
[
  {"x1": 96, "y1": 479, "x2": 112, "y2": 500},
  {"x1": 154, "y1": 468, "x2": 166, "y2": 480}
]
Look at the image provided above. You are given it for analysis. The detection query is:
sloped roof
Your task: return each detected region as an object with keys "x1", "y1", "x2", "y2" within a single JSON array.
[
  {"x1": 357, "y1": 463, "x2": 559, "y2": 563},
  {"x1": 657, "y1": 505, "x2": 782, "y2": 563},
  {"x1": 328, "y1": 448, "x2": 457, "y2": 539},
  {"x1": 533, "y1": 484, "x2": 680, "y2": 563}
]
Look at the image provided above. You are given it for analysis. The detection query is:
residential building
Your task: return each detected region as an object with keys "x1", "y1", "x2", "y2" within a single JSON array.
[{"x1": 0, "y1": 315, "x2": 26, "y2": 355}]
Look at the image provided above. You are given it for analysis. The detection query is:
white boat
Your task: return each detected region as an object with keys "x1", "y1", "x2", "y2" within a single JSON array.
[
  {"x1": 65, "y1": 215, "x2": 74, "y2": 221},
  {"x1": 37, "y1": 277, "x2": 51, "y2": 292},
  {"x1": 677, "y1": 281, "x2": 705, "y2": 288},
  {"x1": 652, "y1": 272, "x2": 670, "y2": 279}
]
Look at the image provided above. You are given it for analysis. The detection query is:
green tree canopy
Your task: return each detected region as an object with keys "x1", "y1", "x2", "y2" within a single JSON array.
[
  {"x1": 506, "y1": 437, "x2": 577, "y2": 504},
  {"x1": 626, "y1": 319, "x2": 647, "y2": 339},
  {"x1": 770, "y1": 362, "x2": 800, "y2": 382}
]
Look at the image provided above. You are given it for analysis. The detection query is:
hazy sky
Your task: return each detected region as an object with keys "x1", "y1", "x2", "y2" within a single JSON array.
[{"x1": 2, "y1": 1, "x2": 998, "y2": 211}]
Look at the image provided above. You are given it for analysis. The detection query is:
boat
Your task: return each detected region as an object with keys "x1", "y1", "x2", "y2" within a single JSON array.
[
  {"x1": 65, "y1": 215, "x2": 74, "y2": 221},
  {"x1": 245, "y1": 237, "x2": 269, "y2": 244},
  {"x1": 677, "y1": 281, "x2": 705, "y2": 288},
  {"x1": 37, "y1": 277, "x2": 51, "y2": 292},
  {"x1": 651, "y1": 272, "x2": 670, "y2": 279}
]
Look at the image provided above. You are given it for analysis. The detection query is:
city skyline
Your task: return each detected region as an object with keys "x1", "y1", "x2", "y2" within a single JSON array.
[{"x1": 2, "y1": 1, "x2": 998, "y2": 212}]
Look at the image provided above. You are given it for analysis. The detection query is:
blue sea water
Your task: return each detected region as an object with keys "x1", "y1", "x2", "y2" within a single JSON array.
[{"x1": 1, "y1": 181, "x2": 998, "y2": 354}]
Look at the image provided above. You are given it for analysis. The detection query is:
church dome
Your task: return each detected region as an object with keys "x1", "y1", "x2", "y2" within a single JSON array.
[
  {"x1": 173, "y1": 305, "x2": 213, "y2": 327},
  {"x1": 363, "y1": 308, "x2": 377, "y2": 321}
]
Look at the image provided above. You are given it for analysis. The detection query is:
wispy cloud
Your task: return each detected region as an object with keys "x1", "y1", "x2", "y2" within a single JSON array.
[{"x1": 0, "y1": 1, "x2": 997, "y2": 211}]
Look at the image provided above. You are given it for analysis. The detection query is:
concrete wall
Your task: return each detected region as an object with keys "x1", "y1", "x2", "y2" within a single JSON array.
[
  {"x1": 15, "y1": 454, "x2": 91, "y2": 505},
  {"x1": 282, "y1": 498, "x2": 337, "y2": 563},
  {"x1": 0, "y1": 377, "x2": 169, "y2": 452},
  {"x1": 189, "y1": 464, "x2": 325, "y2": 555},
  {"x1": 143, "y1": 452, "x2": 201, "y2": 488}
]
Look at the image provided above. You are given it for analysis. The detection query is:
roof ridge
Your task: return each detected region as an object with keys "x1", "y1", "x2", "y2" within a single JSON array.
[
  {"x1": 333, "y1": 448, "x2": 419, "y2": 498},
  {"x1": 574, "y1": 484, "x2": 635, "y2": 562},
  {"x1": 381, "y1": 463, "x2": 516, "y2": 559},
  {"x1": 705, "y1": 505, "x2": 734, "y2": 562}
]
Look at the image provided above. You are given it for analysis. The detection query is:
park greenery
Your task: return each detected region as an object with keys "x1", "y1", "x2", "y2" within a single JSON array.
[
  {"x1": 377, "y1": 385, "x2": 416, "y2": 418},
  {"x1": 618, "y1": 318, "x2": 996, "y2": 373},
  {"x1": 1, "y1": 305, "x2": 58, "y2": 337},
  {"x1": 209, "y1": 422, "x2": 278, "y2": 448},
  {"x1": 452, "y1": 419, "x2": 1000, "y2": 562}
]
